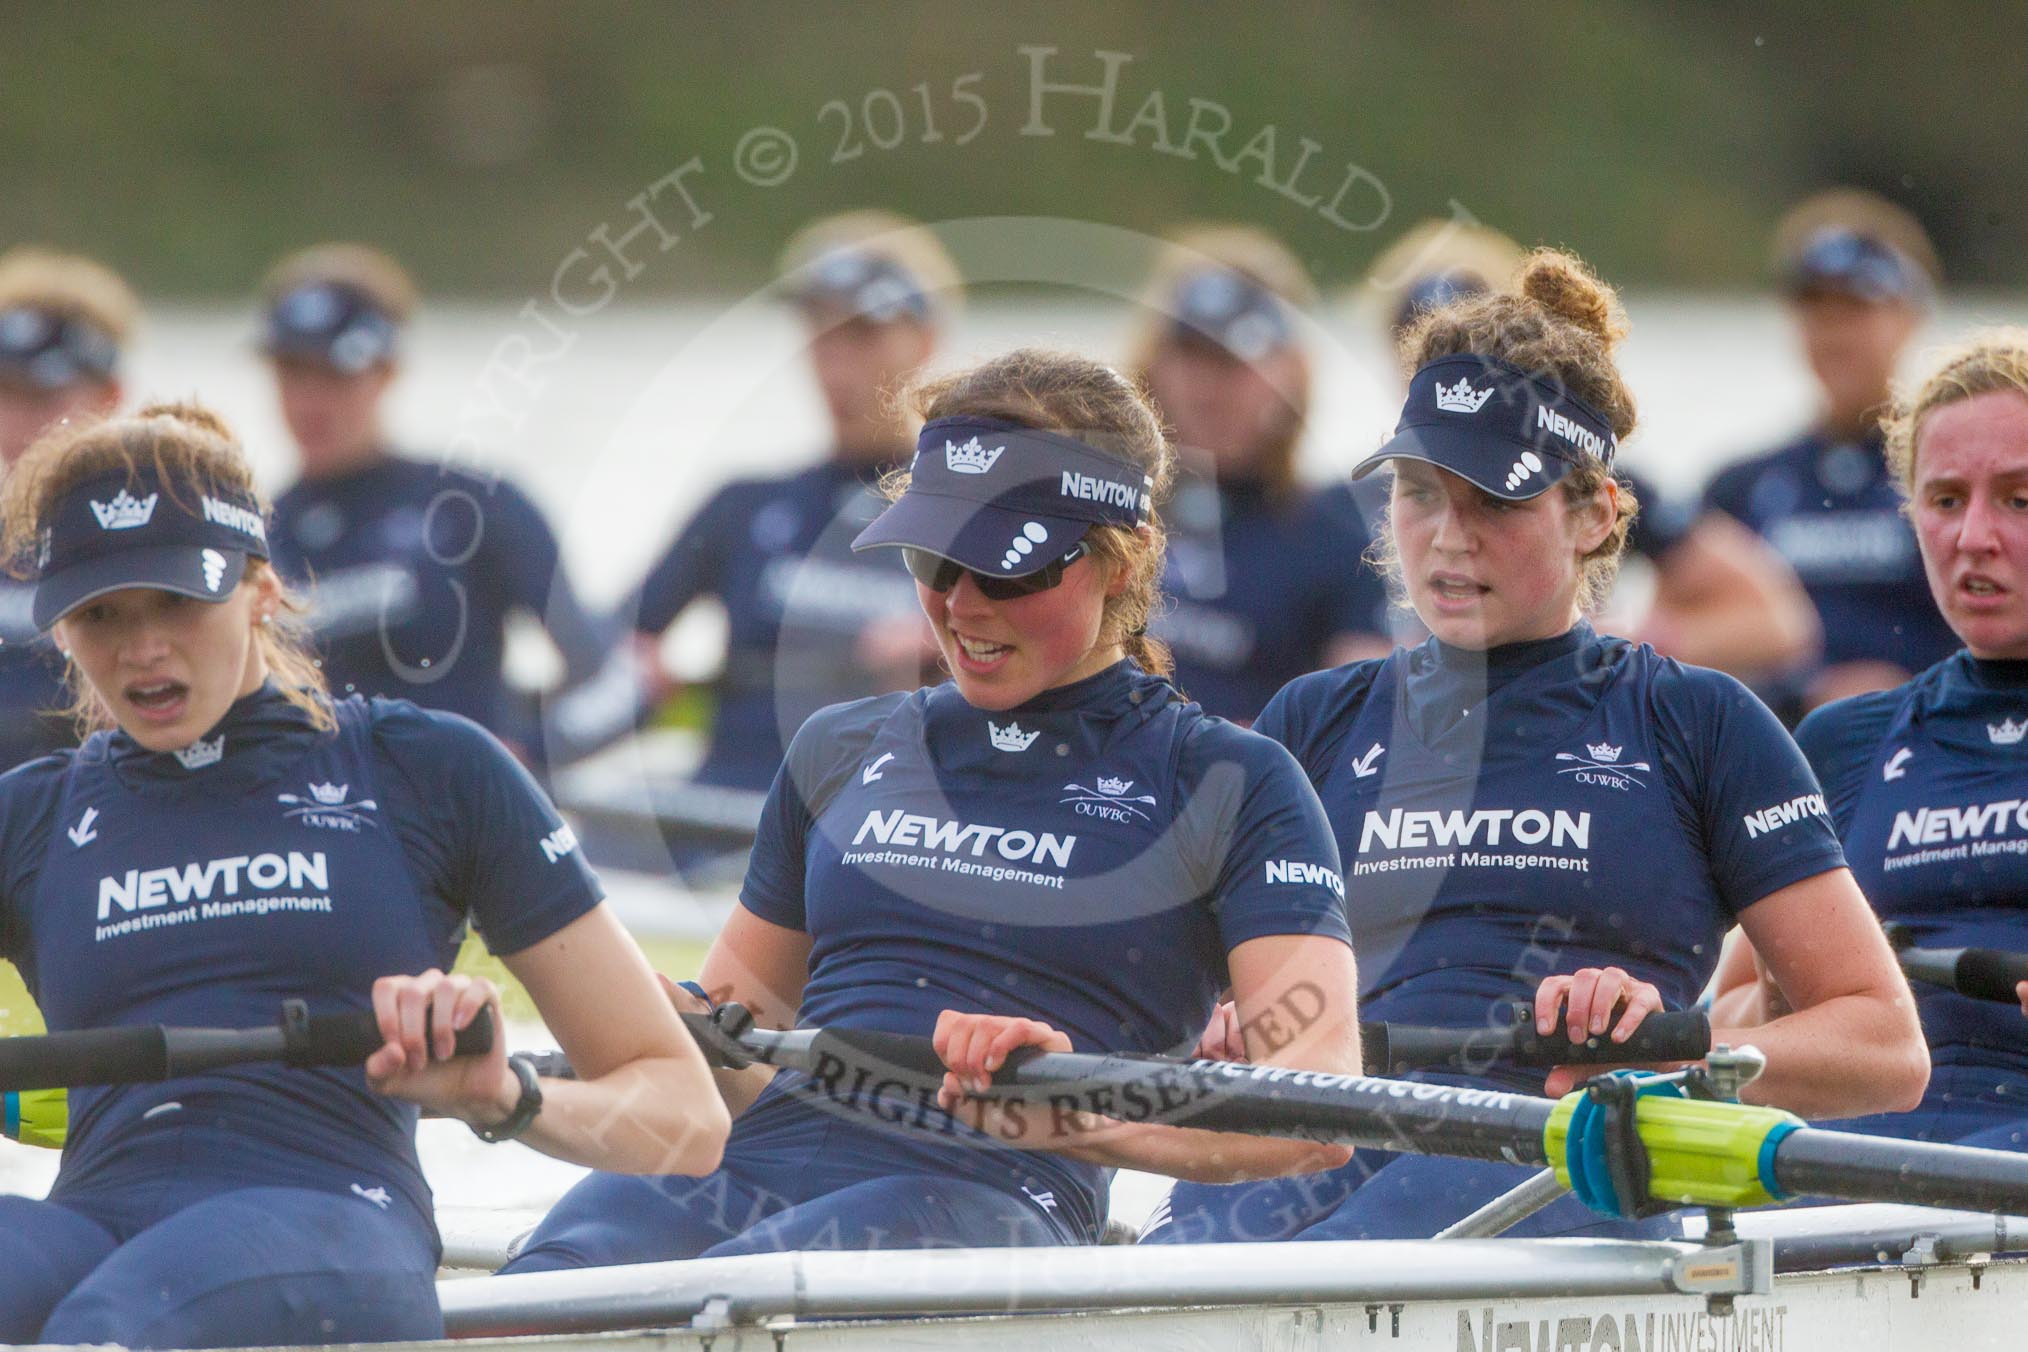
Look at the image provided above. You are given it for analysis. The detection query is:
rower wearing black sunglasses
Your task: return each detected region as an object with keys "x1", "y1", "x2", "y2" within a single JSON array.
[{"x1": 504, "y1": 348, "x2": 1361, "y2": 1272}]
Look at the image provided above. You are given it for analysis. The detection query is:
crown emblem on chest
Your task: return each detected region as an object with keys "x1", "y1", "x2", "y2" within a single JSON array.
[
  {"x1": 989, "y1": 719, "x2": 1040, "y2": 752},
  {"x1": 1586, "y1": 741, "x2": 1621, "y2": 763},
  {"x1": 173, "y1": 735, "x2": 224, "y2": 770},
  {"x1": 1095, "y1": 776, "x2": 1133, "y2": 795},
  {"x1": 945, "y1": 436, "x2": 1005, "y2": 474},
  {"x1": 1989, "y1": 716, "x2": 2027, "y2": 746},
  {"x1": 308, "y1": 781, "x2": 350, "y2": 805},
  {"x1": 1434, "y1": 377, "x2": 1493, "y2": 414},
  {"x1": 91, "y1": 489, "x2": 159, "y2": 530}
]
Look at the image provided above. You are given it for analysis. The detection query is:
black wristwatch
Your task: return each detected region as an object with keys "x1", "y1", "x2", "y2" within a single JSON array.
[{"x1": 472, "y1": 1052, "x2": 544, "y2": 1144}]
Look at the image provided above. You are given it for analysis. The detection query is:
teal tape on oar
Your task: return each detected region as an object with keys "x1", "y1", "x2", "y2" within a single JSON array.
[
  {"x1": 1757, "y1": 1117, "x2": 1802, "y2": 1203},
  {"x1": 4, "y1": 1089, "x2": 16, "y2": 1142},
  {"x1": 1561, "y1": 1070, "x2": 1686, "y2": 1218}
]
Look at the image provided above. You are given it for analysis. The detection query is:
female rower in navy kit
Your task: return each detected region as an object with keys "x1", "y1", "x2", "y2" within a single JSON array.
[
  {"x1": 1714, "y1": 331, "x2": 2028, "y2": 1152},
  {"x1": 0, "y1": 248, "x2": 139, "y2": 770},
  {"x1": 0, "y1": 404, "x2": 726, "y2": 1346},
  {"x1": 261, "y1": 244, "x2": 610, "y2": 769},
  {"x1": 1360, "y1": 219, "x2": 1820, "y2": 681},
  {"x1": 1143, "y1": 251, "x2": 1926, "y2": 1245},
  {"x1": 617, "y1": 212, "x2": 959, "y2": 797},
  {"x1": 1701, "y1": 190, "x2": 1957, "y2": 717},
  {"x1": 1132, "y1": 225, "x2": 1390, "y2": 721},
  {"x1": 505, "y1": 349, "x2": 1361, "y2": 1270}
]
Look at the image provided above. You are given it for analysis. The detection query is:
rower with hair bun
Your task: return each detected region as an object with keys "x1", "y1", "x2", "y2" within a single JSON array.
[
  {"x1": 504, "y1": 347, "x2": 1361, "y2": 1271},
  {"x1": 1142, "y1": 250, "x2": 1927, "y2": 1245},
  {"x1": 1715, "y1": 329, "x2": 2028, "y2": 1153},
  {"x1": 0, "y1": 403, "x2": 726, "y2": 1346}
]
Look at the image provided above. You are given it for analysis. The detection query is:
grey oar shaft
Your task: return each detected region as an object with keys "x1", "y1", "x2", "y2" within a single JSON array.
[{"x1": 1433, "y1": 1167, "x2": 1570, "y2": 1239}]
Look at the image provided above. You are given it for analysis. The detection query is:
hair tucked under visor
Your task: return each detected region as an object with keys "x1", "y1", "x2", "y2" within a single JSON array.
[
  {"x1": 895, "y1": 348, "x2": 1176, "y2": 677},
  {"x1": 0, "y1": 401, "x2": 333, "y2": 735}
]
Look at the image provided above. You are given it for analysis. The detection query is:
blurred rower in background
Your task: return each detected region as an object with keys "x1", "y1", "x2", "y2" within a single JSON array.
[
  {"x1": 1134, "y1": 225, "x2": 1390, "y2": 722},
  {"x1": 1363, "y1": 220, "x2": 1819, "y2": 680},
  {"x1": 616, "y1": 213, "x2": 955, "y2": 792},
  {"x1": 1702, "y1": 189, "x2": 1956, "y2": 718},
  {"x1": 0, "y1": 247, "x2": 137, "y2": 770},
  {"x1": 261, "y1": 243, "x2": 610, "y2": 770}
]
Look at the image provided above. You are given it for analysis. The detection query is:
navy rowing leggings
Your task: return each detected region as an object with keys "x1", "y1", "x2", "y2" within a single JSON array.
[
  {"x1": 507, "y1": 1169, "x2": 1065, "y2": 1272},
  {"x1": 1140, "y1": 1150, "x2": 1667, "y2": 1244},
  {"x1": 0, "y1": 1186, "x2": 441, "y2": 1348}
]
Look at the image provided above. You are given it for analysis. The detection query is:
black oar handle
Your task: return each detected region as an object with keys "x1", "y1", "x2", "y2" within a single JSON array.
[
  {"x1": 680, "y1": 1005, "x2": 2028, "y2": 1213},
  {"x1": 0, "y1": 1003, "x2": 493, "y2": 1094},
  {"x1": 1883, "y1": 923, "x2": 2028, "y2": 1004},
  {"x1": 670, "y1": 1005, "x2": 1710, "y2": 1081},
  {"x1": 1364, "y1": 1004, "x2": 1711, "y2": 1074}
]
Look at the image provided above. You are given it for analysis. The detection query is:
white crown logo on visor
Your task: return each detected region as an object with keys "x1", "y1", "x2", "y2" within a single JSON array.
[
  {"x1": 90, "y1": 489, "x2": 158, "y2": 531},
  {"x1": 1587, "y1": 742, "x2": 1622, "y2": 764},
  {"x1": 1988, "y1": 716, "x2": 2027, "y2": 746},
  {"x1": 989, "y1": 719, "x2": 1040, "y2": 752},
  {"x1": 173, "y1": 735, "x2": 225, "y2": 770},
  {"x1": 1434, "y1": 377, "x2": 1493, "y2": 414},
  {"x1": 1002, "y1": 521, "x2": 1050, "y2": 571},
  {"x1": 1503, "y1": 451, "x2": 1545, "y2": 494},
  {"x1": 309, "y1": 782, "x2": 350, "y2": 805},
  {"x1": 200, "y1": 548, "x2": 226, "y2": 592},
  {"x1": 945, "y1": 436, "x2": 1004, "y2": 475}
]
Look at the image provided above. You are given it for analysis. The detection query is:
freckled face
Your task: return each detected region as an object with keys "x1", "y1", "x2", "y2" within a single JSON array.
[
  {"x1": 1389, "y1": 460, "x2": 1611, "y2": 649},
  {"x1": 54, "y1": 574, "x2": 274, "y2": 750},
  {"x1": 1908, "y1": 390, "x2": 2028, "y2": 660}
]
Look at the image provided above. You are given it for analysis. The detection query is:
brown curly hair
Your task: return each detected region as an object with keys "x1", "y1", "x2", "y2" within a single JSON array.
[
  {"x1": 1377, "y1": 248, "x2": 1642, "y2": 614},
  {"x1": 0, "y1": 401, "x2": 332, "y2": 735},
  {"x1": 889, "y1": 348, "x2": 1175, "y2": 678}
]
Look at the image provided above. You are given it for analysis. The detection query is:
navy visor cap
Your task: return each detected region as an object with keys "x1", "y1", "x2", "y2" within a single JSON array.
[
  {"x1": 262, "y1": 281, "x2": 400, "y2": 374},
  {"x1": 1168, "y1": 268, "x2": 1294, "y2": 362},
  {"x1": 1352, "y1": 354, "x2": 1618, "y2": 501},
  {"x1": 852, "y1": 416, "x2": 1151, "y2": 577},
  {"x1": 1782, "y1": 227, "x2": 1930, "y2": 305},
  {"x1": 32, "y1": 470, "x2": 269, "y2": 631},
  {"x1": 790, "y1": 248, "x2": 931, "y2": 324},
  {"x1": 0, "y1": 306, "x2": 119, "y2": 390}
]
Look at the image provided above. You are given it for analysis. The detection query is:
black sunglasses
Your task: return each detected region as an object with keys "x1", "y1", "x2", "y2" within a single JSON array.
[{"x1": 902, "y1": 540, "x2": 1091, "y2": 601}]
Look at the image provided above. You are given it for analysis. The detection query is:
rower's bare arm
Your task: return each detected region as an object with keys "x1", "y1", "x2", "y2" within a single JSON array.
[
  {"x1": 498, "y1": 903, "x2": 730, "y2": 1174},
  {"x1": 1707, "y1": 926, "x2": 1793, "y2": 1026},
  {"x1": 943, "y1": 934, "x2": 1362, "y2": 1183},
  {"x1": 1718, "y1": 869, "x2": 1928, "y2": 1118},
  {"x1": 691, "y1": 902, "x2": 813, "y2": 1116},
  {"x1": 1641, "y1": 514, "x2": 1820, "y2": 677}
]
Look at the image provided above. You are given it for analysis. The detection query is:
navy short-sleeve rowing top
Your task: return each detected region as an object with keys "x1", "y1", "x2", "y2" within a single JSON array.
[
  {"x1": 1154, "y1": 477, "x2": 1388, "y2": 723},
  {"x1": 270, "y1": 455, "x2": 610, "y2": 755},
  {"x1": 1796, "y1": 653, "x2": 2028, "y2": 1080},
  {"x1": 629, "y1": 459, "x2": 923, "y2": 790},
  {"x1": 1258, "y1": 624, "x2": 1845, "y2": 1063},
  {"x1": 739, "y1": 659, "x2": 1351, "y2": 1229},
  {"x1": 0, "y1": 686, "x2": 603, "y2": 1226},
  {"x1": 1703, "y1": 430, "x2": 1956, "y2": 674}
]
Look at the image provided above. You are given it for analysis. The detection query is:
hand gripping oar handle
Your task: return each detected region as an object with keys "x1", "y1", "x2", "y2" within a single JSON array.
[
  {"x1": 1883, "y1": 922, "x2": 2028, "y2": 1004},
  {"x1": 0, "y1": 1001, "x2": 494, "y2": 1094},
  {"x1": 674, "y1": 1005, "x2": 2028, "y2": 1216},
  {"x1": 1364, "y1": 1004, "x2": 1711, "y2": 1074}
]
